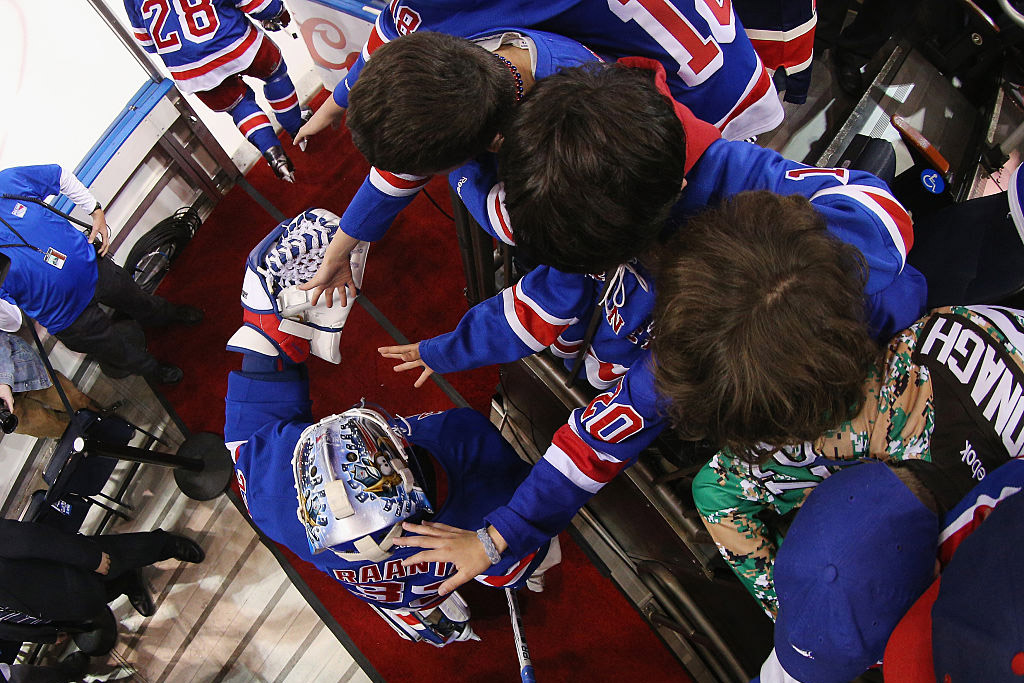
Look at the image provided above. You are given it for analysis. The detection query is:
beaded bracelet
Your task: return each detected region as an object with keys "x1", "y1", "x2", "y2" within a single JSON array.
[{"x1": 476, "y1": 527, "x2": 502, "y2": 565}]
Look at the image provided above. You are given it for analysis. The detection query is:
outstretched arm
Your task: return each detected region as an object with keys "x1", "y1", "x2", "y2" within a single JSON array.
[
  {"x1": 293, "y1": 96, "x2": 346, "y2": 149},
  {"x1": 396, "y1": 361, "x2": 666, "y2": 594},
  {"x1": 297, "y1": 229, "x2": 361, "y2": 307}
]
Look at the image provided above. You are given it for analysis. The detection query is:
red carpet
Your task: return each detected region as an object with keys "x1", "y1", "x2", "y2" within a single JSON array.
[{"x1": 147, "y1": 93, "x2": 691, "y2": 682}]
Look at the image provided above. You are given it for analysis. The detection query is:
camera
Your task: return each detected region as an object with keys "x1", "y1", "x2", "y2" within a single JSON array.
[{"x1": 0, "y1": 407, "x2": 18, "y2": 434}]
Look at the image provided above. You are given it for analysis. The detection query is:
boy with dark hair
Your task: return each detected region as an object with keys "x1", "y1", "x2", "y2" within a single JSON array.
[
  {"x1": 380, "y1": 61, "x2": 918, "y2": 394},
  {"x1": 497, "y1": 61, "x2": 925, "y2": 336},
  {"x1": 346, "y1": 32, "x2": 515, "y2": 176},
  {"x1": 651, "y1": 191, "x2": 879, "y2": 458},
  {"x1": 391, "y1": 61, "x2": 926, "y2": 594},
  {"x1": 290, "y1": 29, "x2": 597, "y2": 308},
  {"x1": 296, "y1": 0, "x2": 786, "y2": 302},
  {"x1": 497, "y1": 63, "x2": 686, "y2": 275}
]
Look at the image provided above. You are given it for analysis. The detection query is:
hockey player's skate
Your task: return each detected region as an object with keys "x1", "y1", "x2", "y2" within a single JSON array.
[{"x1": 263, "y1": 145, "x2": 295, "y2": 183}]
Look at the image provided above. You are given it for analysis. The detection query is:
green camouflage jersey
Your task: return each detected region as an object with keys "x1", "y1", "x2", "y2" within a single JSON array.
[{"x1": 693, "y1": 305, "x2": 1024, "y2": 618}]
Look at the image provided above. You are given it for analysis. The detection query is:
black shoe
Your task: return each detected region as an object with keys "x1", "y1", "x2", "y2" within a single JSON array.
[
  {"x1": 263, "y1": 145, "x2": 295, "y2": 183},
  {"x1": 167, "y1": 534, "x2": 205, "y2": 563},
  {"x1": 149, "y1": 363, "x2": 183, "y2": 385},
  {"x1": 122, "y1": 569, "x2": 156, "y2": 617},
  {"x1": 56, "y1": 651, "x2": 90, "y2": 677},
  {"x1": 836, "y1": 61, "x2": 865, "y2": 97},
  {"x1": 173, "y1": 305, "x2": 204, "y2": 326}
]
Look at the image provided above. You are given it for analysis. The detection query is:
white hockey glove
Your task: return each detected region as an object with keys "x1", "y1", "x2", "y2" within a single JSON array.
[{"x1": 227, "y1": 208, "x2": 369, "y2": 363}]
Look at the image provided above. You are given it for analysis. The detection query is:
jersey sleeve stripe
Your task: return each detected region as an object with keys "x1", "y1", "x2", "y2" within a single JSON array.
[
  {"x1": 237, "y1": 0, "x2": 273, "y2": 14},
  {"x1": 368, "y1": 168, "x2": 430, "y2": 197},
  {"x1": 860, "y1": 187, "x2": 915, "y2": 252},
  {"x1": 810, "y1": 185, "x2": 912, "y2": 263},
  {"x1": 502, "y1": 286, "x2": 574, "y2": 352},
  {"x1": 583, "y1": 352, "x2": 629, "y2": 389},
  {"x1": 938, "y1": 486, "x2": 1022, "y2": 565},
  {"x1": 169, "y1": 27, "x2": 260, "y2": 80},
  {"x1": 363, "y1": 19, "x2": 389, "y2": 60},
  {"x1": 748, "y1": 26, "x2": 815, "y2": 72},
  {"x1": 714, "y1": 63, "x2": 774, "y2": 132},
  {"x1": 486, "y1": 183, "x2": 516, "y2": 245},
  {"x1": 132, "y1": 29, "x2": 154, "y2": 45},
  {"x1": 545, "y1": 424, "x2": 629, "y2": 494},
  {"x1": 551, "y1": 335, "x2": 584, "y2": 358},
  {"x1": 477, "y1": 552, "x2": 537, "y2": 587}
]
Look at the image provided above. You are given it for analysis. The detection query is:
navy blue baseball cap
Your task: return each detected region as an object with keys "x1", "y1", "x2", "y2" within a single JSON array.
[
  {"x1": 773, "y1": 461, "x2": 940, "y2": 683},
  {"x1": 932, "y1": 491, "x2": 1024, "y2": 681}
]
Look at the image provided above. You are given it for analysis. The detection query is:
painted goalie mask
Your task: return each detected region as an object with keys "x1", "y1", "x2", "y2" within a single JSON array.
[{"x1": 293, "y1": 406, "x2": 432, "y2": 561}]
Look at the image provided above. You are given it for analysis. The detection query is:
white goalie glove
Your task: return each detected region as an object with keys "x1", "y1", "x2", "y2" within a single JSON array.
[{"x1": 227, "y1": 208, "x2": 369, "y2": 363}]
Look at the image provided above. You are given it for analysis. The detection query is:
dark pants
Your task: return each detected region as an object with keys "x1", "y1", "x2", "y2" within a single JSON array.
[
  {"x1": 5, "y1": 659, "x2": 84, "y2": 683},
  {"x1": 816, "y1": 0, "x2": 923, "y2": 67},
  {"x1": 55, "y1": 258, "x2": 178, "y2": 377},
  {"x1": 93, "y1": 529, "x2": 176, "y2": 601}
]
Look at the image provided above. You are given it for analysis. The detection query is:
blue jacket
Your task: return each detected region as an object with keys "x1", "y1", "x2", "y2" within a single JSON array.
[{"x1": 0, "y1": 166, "x2": 97, "y2": 333}]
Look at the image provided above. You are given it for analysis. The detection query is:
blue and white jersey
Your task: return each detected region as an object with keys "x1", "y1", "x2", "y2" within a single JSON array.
[
  {"x1": 473, "y1": 65, "x2": 927, "y2": 558},
  {"x1": 225, "y1": 368, "x2": 551, "y2": 611},
  {"x1": 337, "y1": 27, "x2": 598, "y2": 244},
  {"x1": 421, "y1": 260, "x2": 656, "y2": 391},
  {"x1": 488, "y1": 359, "x2": 666, "y2": 559},
  {"x1": 332, "y1": 0, "x2": 784, "y2": 141},
  {"x1": 0, "y1": 166, "x2": 97, "y2": 334},
  {"x1": 416, "y1": 60, "x2": 924, "y2": 396},
  {"x1": 125, "y1": 0, "x2": 282, "y2": 94},
  {"x1": 677, "y1": 138, "x2": 927, "y2": 340}
]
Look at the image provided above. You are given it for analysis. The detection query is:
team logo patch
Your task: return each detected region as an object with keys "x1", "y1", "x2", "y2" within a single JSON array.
[
  {"x1": 43, "y1": 247, "x2": 66, "y2": 270},
  {"x1": 10, "y1": 203, "x2": 26, "y2": 218}
]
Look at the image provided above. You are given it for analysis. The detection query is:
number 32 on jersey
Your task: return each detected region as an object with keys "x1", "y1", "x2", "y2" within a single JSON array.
[{"x1": 608, "y1": 0, "x2": 736, "y2": 86}]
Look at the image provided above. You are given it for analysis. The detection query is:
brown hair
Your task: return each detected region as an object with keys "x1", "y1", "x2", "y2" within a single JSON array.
[
  {"x1": 347, "y1": 32, "x2": 515, "y2": 175},
  {"x1": 651, "y1": 191, "x2": 879, "y2": 463},
  {"x1": 497, "y1": 62, "x2": 685, "y2": 274}
]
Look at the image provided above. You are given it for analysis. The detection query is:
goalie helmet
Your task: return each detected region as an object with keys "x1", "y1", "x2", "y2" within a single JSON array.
[
  {"x1": 232, "y1": 208, "x2": 369, "y2": 363},
  {"x1": 293, "y1": 406, "x2": 432, "y2": 561}
]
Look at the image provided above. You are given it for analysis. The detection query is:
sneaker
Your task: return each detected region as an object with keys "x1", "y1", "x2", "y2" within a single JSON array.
[
  {"x1": 263, "y1": 145, "x2": 295, "y2": 183},
  {"x1": 173, "y1": 305, "x2": 204, "y2": 326},
  {"x1": 121, "y1": 570, "x2": 155, "y2": 617},
  {"x1": 150, "y1": 364, "x2": 183, "y2": 385},
  {"x1": 167, "y1": 534, "x2": 205, "y2": 563}
]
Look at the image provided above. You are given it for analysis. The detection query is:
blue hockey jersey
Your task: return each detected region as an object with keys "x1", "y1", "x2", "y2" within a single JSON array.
[
  {"x1": 0, "y1": 166, "x2": 97, "y2": 334},
  {"x1": 415, "y1": 59, "x2": 924, "y2": 396},
  {"x1": 125, "y1": 0, "x2": 283, "y2": 94},
  {"x1": 337, "y1": 28, "x2": 598, "y2": 244},
  {"x1": 224, "y1": 367, "x2": 550, "y2": 610},
  {"x1": 332, "y1": 0, "x2": 784, "y2": 141}
]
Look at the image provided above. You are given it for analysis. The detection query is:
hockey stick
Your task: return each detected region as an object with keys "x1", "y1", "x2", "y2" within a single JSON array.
[{"x1": 506, "y1": 588, "x2": 536, "y2": 683}]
